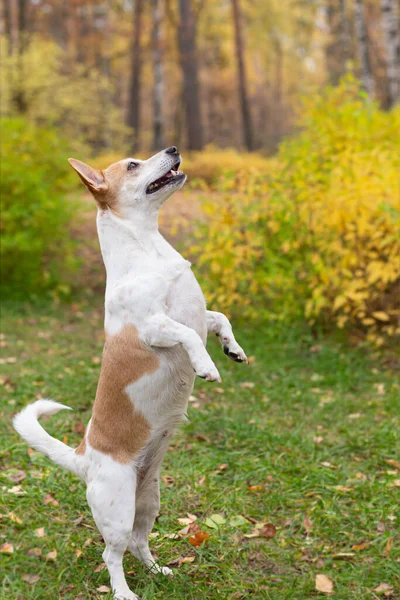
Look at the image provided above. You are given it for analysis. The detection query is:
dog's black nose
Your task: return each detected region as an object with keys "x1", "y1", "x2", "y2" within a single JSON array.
[{"x1": 165, "y1": 146, "x2": 178, "y2": 155}]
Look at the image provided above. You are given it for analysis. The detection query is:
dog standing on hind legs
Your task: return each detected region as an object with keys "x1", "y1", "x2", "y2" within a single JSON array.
[{"x1": 13, "y1": 146, "x2": 248, "y2": 600}]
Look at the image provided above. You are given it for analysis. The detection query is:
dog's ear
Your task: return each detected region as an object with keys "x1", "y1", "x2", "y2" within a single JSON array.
[{"x1": 68, "y1": 158, "x2": 108, "y2": 194}]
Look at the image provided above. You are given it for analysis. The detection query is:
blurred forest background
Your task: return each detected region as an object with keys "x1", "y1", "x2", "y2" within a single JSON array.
[
  {"x1": 1, "y1": 0, "x2": 399, "y2": 344},
  {"x1": 1, "y1": 0, "x2": 400, "y2": 151}
]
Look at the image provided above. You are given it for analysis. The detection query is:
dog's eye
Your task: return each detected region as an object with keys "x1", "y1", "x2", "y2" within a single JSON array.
[{"x1": 127, "y1": 161, "x2": 138, "y2": 171}]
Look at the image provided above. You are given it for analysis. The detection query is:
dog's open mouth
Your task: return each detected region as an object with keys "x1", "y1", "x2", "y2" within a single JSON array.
[{"x1": 146, "y1": 161, "x2": 185, "y2": 194}]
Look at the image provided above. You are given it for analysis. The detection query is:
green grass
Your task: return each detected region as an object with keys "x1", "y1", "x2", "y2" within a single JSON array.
[{"x1": 1, "y1": 300, "x2": 399, "y2": 599}]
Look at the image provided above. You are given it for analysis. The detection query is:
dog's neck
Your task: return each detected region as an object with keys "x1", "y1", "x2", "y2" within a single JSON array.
[{"x1": 97, "y1": 207, "x2": 184, "y2": 287}]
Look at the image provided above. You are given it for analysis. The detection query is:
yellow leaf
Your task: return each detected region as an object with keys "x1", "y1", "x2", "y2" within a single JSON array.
[{"x1": 372, "y1": 311, "x2": 390, "y2": 322}]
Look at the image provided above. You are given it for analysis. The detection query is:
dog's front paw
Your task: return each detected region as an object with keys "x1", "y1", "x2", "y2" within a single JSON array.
[
  {"x1": 195, "y1": 361, "x2": 221, "y2": 382},
  {"x1": 223, "y1": 341, "x2": 248, "y2": 364}
]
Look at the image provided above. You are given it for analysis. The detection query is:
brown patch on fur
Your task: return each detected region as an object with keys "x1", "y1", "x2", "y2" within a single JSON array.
[
  {"x1": 87, "y1": 325, "x2": 158, "y2": 463},
  {"x1": 75, "y1": 437, "x2": 86, "y2": 455}
]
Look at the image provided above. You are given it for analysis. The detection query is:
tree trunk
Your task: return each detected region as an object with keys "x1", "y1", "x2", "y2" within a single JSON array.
[
  {"x1": 151, "y1": 0, "x2": 164, "y2": 150},
  {"x1": 177, "y1": 0, "x2": 203, "y2": 150},
  {"x1": 127, "y1": 0, "x2": 144, "y2": 151},
  {"x1": 381, "y1": 0, "x2": 400, "y2": 107},
  {"x1": 231, "y1": 0, "x2": 253, "y2": 151},
  {"x1": 354, "y1": 0, "x2": 374, "y2": 96}
]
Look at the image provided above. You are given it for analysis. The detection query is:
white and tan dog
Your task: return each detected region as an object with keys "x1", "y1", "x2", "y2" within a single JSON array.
[{"x1": 13, "y1": 146, "x2": 247, "y2": 600}]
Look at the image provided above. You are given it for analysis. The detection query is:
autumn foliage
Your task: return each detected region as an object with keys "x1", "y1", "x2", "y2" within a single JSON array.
[{"x1": 187, "y1": 80, "x2": 400, "y2": 342}]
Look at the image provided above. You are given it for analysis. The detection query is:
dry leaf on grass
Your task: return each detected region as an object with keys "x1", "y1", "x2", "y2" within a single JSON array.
[
  {"x1": 248, "y1": 485, "x2": 264, "y2": 492},
  {"x1": 189, "y1": 531, "x2": 210, "y2": 547},
  {"x1": 161, "y1": 475, "x2": 175, "y2": 487},
  {"x1": 385, "y1": 537, "x2": 393, "y2": 557},
  {"x1": 8, "y1": 470, "x2": 26, "y2": 483},
  {"x1": 384, "y1": 459, "x2": 399, "y2": 469},
  {"x1": 27, "y1": 547, "x2": 42, "y2": 557},
  {"x1": 8, "y1": 485, "x2": 26, "y2": 495},
  {"x1": 46, "y1": 550, "x2": 57, "y2": 560},
  {"x1": 260, "y1": 524, "x2": 277, "y2": 539},
  {"x1": 43, "y1": 493, "x2": 59, "y2": 507},
  {"x1": 35, "y1": 527, "x2": 46, "y2": 537},
  {"x1": 22, "y1": 574, "x2": 41, "y2": 584},
  {"x1": 352, "y1": 542, "x2": 369, "y2": 551},
  {"x1": 304, "y1": 516, "x2": 313, "y2": 534},
  {"x1": 177, "y1": 513, "x2": 197, "y2": 526},
  {"x1": 181, "y1": 556, "x2": 195, "y2": 564},
  {"x1": 240, "y1": 382, "x2": 255, "y2": 389},
  {"x1": 97, "y1": 585, "x2": 110, "y2": 593},
  {"x1": 94, "y1": 563, "x2": 106, "y2": 573},
  {"x1": 1, "y1": 542, "x2": 14, "y2": 554},
  {"x1": 8, "y1": 512, "x2": 23, "y2": 524},
  {"x1": 315, "y1": 574, "x2": 334, "y2": 594},
  {"x1": 374, "y1": 583, "x2": 394, "y2": 594}
]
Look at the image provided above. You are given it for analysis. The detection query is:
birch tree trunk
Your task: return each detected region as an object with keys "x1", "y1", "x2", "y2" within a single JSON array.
[
  {"x1": 381, "y1": 0, "x2": 400, "y2": 107},
  {"x1": 177, "y1": 0, "x2": 203, "y2": 150},
  {"x1": 231, "y1": 0, "x2": 253, "y2": 151},
  {"x1": 127, "y1": 0, "x2": 144, "y2": 151},
  {"x1": 151, "y1": 0, "x2": 164, "y2": 150},
  {"x1": 354, "y1": 0, "x2": 374, "y2": 96}
]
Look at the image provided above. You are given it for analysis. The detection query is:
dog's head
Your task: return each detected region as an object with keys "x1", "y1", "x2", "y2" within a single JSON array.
[{"x1": 68, "y1": 147, "x2": 186, "y2": 216}]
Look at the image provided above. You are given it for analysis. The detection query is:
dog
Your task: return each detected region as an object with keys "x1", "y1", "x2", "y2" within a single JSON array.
[{"x1": 13, "y1": 146, "x2": 247, "y2": 600}]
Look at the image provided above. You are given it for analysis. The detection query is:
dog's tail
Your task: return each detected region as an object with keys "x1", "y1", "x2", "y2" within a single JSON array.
[{"x1": 13, "y1": 400, "x2": 85, "y2": 479}]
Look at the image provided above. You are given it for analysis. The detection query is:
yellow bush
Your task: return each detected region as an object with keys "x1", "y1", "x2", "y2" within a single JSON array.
[{"x1": 187, "y1": 79, "x2": 400, "y2": 342}]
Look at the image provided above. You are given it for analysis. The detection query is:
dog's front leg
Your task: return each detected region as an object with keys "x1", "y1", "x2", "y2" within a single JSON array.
[
  {"x1": 206, "y1": 310, "x2": 248, "y2": 363},
  {"x1": 143, "y1": 313, "x2": 221, "y2": 381}
]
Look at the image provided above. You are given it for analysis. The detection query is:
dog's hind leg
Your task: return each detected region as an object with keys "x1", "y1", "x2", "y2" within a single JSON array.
[
  {"x1": 87, "y1": 463, "x2": 139, "y2": 600},
  {"x1": 128, "y1": 469, "x2": 173, "y2": 576}
]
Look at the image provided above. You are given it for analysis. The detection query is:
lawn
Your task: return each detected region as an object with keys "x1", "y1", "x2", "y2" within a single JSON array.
[{"x1": 1, "y1": 299, "x2": 399, "y2": 599}]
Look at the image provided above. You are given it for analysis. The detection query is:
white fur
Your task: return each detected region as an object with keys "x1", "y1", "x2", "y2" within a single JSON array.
[{"x1": 13, "y1": 148, "x2": 247, "y2": 599}]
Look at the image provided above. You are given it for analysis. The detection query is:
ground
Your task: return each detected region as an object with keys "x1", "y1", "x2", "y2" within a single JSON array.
[{"x1": 0, "y1": 299, "x2": 399, "y2": 600}]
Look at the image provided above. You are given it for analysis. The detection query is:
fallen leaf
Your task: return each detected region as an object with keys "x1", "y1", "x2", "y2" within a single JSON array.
[
  {"x1": 197, "y1": 475, "x2": 206, "y2": 487},
  {"x1": 8, "y1": 485, "x2": 26, "y2": 495},
  {"x1": 352, "y1": 542, "x2": 369, "y2": 551},
  {"x1": 74, "y1": 549, "x2": 82, "y2": 558},
  {"x1": 260, "y1": 523, "x2": 277, "y2": 539},
  {"x1": 332, "y1": 552, "x2": 355, "y2": 560},
  {"x1": 377, "y1": 521, "x2": 385, "y2": 533},
  {"x1": 181, "y1": 556, "x2": 195, "y2": 564},
  {"x1": 393, "y1": 480, "x2": 400, "y2": 487},
  {"x1": 315, "y1": 574, "x2": 334, "y2": 594},
  {"x1": 385, "y1": 537, "x2": 393, "y2": 557},
  {"x1": 248, "y1": 485, "x2": 264, "y2": 491},
  {"x1": 313, "y1": 436, "x2": 324, "y2": 444},
  {"x1": 348, "y1": 413, "x2": 361, "y2": 419},
  {"x1": 35, "y1": 527, "x2": 46, "y2": 537},
  {"x1": 22, "y1": 574, "x2": 41, "y2": 584},
  {"x1": 43, "y1": 493, "x2": 59, "y2": 507},
  {"x1": 374, "y1": 583, "x2": 394, "y2": 594},
  {"x1": 178, "y1": 515, "x2": 197, "y2": 526},
  {"x1": 8, "y1": 470, "x2": 26, "y2": 483},
  {"x1": 1, "y1": 542, "x2": 14, "y2": 554},
  {"x1": 240, "y1": 382, "x2": 255, "y2": 389},
  {"x1": 304, "y1": 516, "x2": 313, "y2": 534},
  {"x1": 8, "y1": 512, "x2": 23, "y2": 524},
  {"x1": 334, "y1": 485, "x2": 352, "y2": 493},
  {"x1": 195, "y1": 434, "x2": 209, "y2": 442},
  {"x1": 229, "y1": 515, "x2": 248, "y2": 527},
  {"x1": 94, "y1": 563, "x2": 106, "y2": 572},
  {"x1": 27, "y1": 548, "x2": 42, "y2": 557},
  {"x1": 46, "y1": 550, "x2": 57, "y2": 560},
  {"x1": 217, "y1": 463, "x2": 229, "y2": 472},
  {"x1": 188, "y1": 531, "x2": 210, "y2": 547},
  {"x1": 384, "y1": 459, "x2": 399, "y2": 469},
  {"x1": 97, "y1": 585, "x2": 110, "y2": 593},
  {"x1": 204, "y1": 514, "x2": 226, "y2": 528}
]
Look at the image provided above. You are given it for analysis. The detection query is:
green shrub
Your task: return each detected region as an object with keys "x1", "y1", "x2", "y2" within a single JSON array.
[{"x1": 0, "y1": 118, "x2": 79, "y2": 297}]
